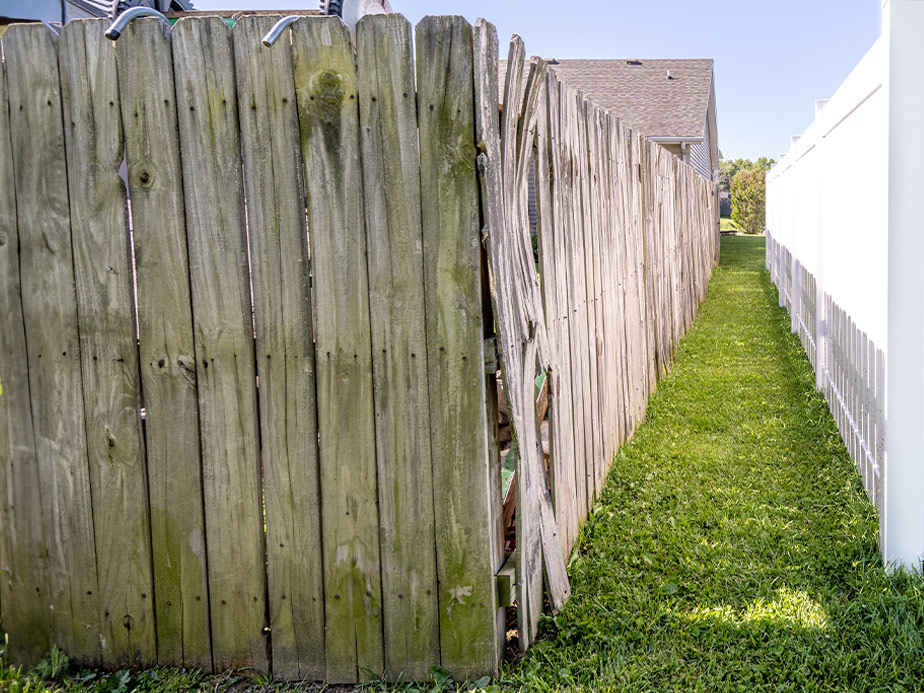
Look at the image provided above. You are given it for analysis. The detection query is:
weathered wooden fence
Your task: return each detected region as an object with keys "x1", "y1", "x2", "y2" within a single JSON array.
[
  {"x1": 0, "y1": 13, "x2": 717, "y2": 682},
  {"x1": 481, "y1": 28, "x2": 719, "y2": 649}
]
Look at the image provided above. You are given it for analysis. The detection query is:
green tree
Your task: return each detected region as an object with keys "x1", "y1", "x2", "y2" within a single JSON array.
[
  {"x1": 731, "y1": 168, "x2": 767, "y2": 235},
  {"x1": 718, "y1": 157, "x2": 775, "y2": 193}
]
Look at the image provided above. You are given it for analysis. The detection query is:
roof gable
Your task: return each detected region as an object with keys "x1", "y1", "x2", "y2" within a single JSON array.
[{"x1": 501, "y1": 58, "x2": 714, "y2": 140}]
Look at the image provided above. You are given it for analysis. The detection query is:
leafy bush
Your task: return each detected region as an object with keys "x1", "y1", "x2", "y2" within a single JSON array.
[{"x1": 731, "y1": 167, "x2": 767, "y2": 235}]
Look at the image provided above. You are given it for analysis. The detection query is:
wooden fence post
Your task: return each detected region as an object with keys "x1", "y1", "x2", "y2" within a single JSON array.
[{"x1": 884, "y1": 0, "x2": 924, "y2": 569}]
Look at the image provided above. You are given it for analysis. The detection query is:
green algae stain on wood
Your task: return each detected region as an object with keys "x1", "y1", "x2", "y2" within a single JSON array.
[
  {"x1": 417, "y1": 15, "x2": 500, "y2": 681},
  {"x1": 172, "y1": 17, "x2": 267, "y2": 674},
  {"x1": 291, "y1": 16, "x2": 383, "y2": 684}
]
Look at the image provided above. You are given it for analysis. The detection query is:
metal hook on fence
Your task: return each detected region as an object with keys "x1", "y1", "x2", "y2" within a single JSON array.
[
  {"x1": 262, "y1": 16, "x2": 301, "y2": 47},
  {"x1": 105, "y1": 6, "x2": 170, "y2": 41}
]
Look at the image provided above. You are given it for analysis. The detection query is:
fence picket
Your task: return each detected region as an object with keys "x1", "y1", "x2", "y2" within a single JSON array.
[
  {"x1": 290, "y1": 16, "x2": 382, "y2": 683},
  {"x1": 232, "y1": 15, "x2": 325, "y2": 680},
  {"x1": 0, "y1": 35, "x2": 49, "y2": 666},
  {"x1": 116, "y1": 16, "x2": 212, "y2": 669},
  {"x1": 4, "y1": 23, "x2": 101, "y2": 665},
  {"x1": 172, "y1": 17, "x2": 267, "y2": 672},
  {"x1": 59, "y1": 19, "x2": 156, "y2": 668},
  {"x1": 356, "y1": 13, "x2": 441, "y2": 680},
  {"x1": 418, "y1": 16, "x2": 499, "y2": 678}
]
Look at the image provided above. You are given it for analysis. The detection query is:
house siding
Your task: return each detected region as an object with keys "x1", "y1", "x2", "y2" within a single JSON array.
[{"x1": 690, "y1": 120, "x2": 713, "y2": 181}]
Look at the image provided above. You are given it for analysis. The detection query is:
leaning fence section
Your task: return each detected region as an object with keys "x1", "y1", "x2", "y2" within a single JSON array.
[
  {"x1": 0, "y1": 12, "x2": 720, "y2": 682},
  {"x1": 478, "y1": 26, "x2": 719, "y2": 649}
]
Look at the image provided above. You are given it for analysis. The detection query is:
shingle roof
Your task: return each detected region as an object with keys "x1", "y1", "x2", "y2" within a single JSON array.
[{"x1": 500, "y1": 58, "x2": 714, "y2": 140}]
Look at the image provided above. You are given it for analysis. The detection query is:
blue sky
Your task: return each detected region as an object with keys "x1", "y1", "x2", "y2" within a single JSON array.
[{"x1": 195, "y1": 0, "x2": 883, "y2": 162}]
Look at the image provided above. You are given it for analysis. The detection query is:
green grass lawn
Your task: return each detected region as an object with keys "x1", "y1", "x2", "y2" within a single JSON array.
[
  {"x1": 499, "y1": 236, "x2": 924, "y2": 691},
  {"x1": 4, "y1": 236, "x2": 924, "y2": 692},
  {"x1": 720, "y1": 216, "x2": 739, "y2": 232}
]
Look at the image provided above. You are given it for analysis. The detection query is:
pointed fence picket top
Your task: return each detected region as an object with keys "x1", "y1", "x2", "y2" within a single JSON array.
[{"x1": 0, "y1": 13, "x2": 717, "y2": 681}]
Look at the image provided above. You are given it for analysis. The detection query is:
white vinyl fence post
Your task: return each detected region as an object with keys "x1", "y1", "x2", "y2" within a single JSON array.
[{"x1": 884, "y1": 0, "x2": 924, "y2": 570}]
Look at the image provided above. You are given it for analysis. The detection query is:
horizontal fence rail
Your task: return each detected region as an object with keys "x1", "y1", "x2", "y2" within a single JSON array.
[{"x1": 0, "y1": 12, "x2": 720, "y2": 680}]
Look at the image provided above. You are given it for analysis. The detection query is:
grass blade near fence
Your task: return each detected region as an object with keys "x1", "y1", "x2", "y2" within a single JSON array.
[{"x1": 59, "y1": 18, "x2": 156, "y2": 669}]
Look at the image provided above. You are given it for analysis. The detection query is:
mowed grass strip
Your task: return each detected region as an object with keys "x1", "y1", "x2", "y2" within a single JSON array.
[{"x1": 503, "y1": 236, "x2": 924, "y2": 692}]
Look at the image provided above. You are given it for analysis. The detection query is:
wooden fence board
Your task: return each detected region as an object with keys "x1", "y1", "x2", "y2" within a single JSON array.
[
  {"x1": 0, "y1": 40, "x2": 50, "y2": 666},
  {"x1": 4, "y1": 22, "x2": 101, "y2": 665},
  {"x1": 356, "y1": 13, "x2": 440, "y2": 680},
  {"x1": 418, "y1": 15, "x2": 499, "y2": 678},
  {"x1": 172, "y1": 17, "x2": 268, "y2": 673},
  {"x1": 563, "y1": 87, "x2": 594, "y2": 513},
  {"x1": 59, "y1": 19, "x2": 156, "y2": 668},
  {"x1": 232, "y1": 15, "x2": 324, "y2": 681},
  {"x1": 536, "y1": 70, "x2": 579, "y2": 557},
  {"x1": 290, "y1": 16, "x2": 383, "y2": 683},
  {"x1": 115, "y1": 16, "x2": 211, "y2": 669}
]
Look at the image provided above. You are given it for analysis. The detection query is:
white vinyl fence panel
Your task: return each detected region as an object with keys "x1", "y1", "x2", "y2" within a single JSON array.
[{"x1": 766, "y1": 0, "x2": 924, "y2": 570}]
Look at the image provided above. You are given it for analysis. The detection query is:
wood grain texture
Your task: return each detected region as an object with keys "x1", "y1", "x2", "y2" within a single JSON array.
[
  {"x1": 4, "y1": 22, "x2": 101, "y2": 666},
  {"x1": 534, "y1": 69, "x2": 578, "y2": 557},
  {"x1": 115, "y1": 16, "x2": 212, "y2": 670},
  {"x1": 355, "y1": 14, "x2": 440, "y2": 681},
  {"x1": 418, "y1": 15, "x2": 498, "y2": 679},
  {"x1": 59, "y1": 19, "x2": 156, "y2": 668},
  {"x1": 232, "y1": 15, "x2": 324, "y2": 681},
  {"x1": 558, "y1": 83, "x2": 589, "y2": 527},
  {"x1": 172, "y1": 17, "x2": 268, "y2": 673},
  {"x1": 484, "y1": 35, "x2": 569, "y2": 648},
  {"x1": 290, "y1": 16, "x2": 382, "y2": 683},
  {"x1": 0, "y1": 39, "x2": 50, "y2": 666},
  {"x1": 472, "y1": 21, "x2": 513, "y2": 664}
]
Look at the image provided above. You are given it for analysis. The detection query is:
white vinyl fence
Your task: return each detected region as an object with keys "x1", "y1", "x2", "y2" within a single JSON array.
[{"x1": 766, "y1": 0, "x2": 924, "y2": 570}]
